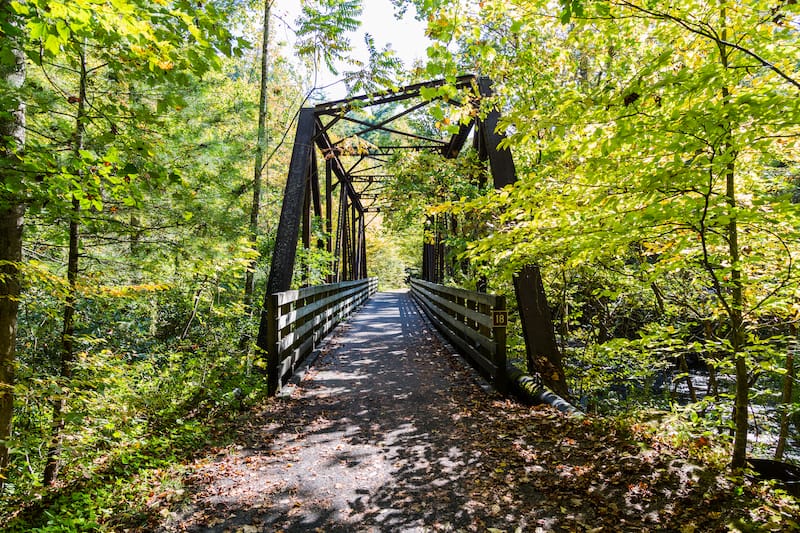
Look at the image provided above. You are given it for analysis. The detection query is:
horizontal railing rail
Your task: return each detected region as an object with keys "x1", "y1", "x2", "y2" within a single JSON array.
[
  {"x1": 266, "y1": 278, "x2": 378, "y2": 394},
  {"x1": 409, "y1": 278, "x2": 507, "y2": 392}
]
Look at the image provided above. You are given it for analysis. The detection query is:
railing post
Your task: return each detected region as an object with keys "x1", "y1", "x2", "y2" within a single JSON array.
[
  {"x1": 493, "y1": 295, "x2": 508, "y2": 394},
  {"x1": 267, "y1": 292, "x2": 280, "y2": 396}
]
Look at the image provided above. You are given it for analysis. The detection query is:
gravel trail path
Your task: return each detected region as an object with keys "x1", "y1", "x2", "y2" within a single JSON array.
[{"x1": 160, "y1": 290, "x2": 743, "y2": 533}]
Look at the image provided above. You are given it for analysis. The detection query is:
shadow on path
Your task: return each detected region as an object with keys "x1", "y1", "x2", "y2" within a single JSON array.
[
  {"x1": 167, "y1": 290, "x2": 505, "y2": 531},
  {"x1": 160, "y1": 290, "x2": 738, "y2": 532}
]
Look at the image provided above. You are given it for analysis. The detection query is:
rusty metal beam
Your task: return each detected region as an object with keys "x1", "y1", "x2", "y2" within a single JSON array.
[
  {"x1": 263, "y1": 108, "x2": 316, "y2": 295},
  {"x1": 477, "y1": 77, "x2": 517, "y2": 188},
  {"x1": 442, "y1": 118, "x2": 476, "y2": 159},
  {"x1": 330, "y1": 114, "x2": 446, "y2": 147},
  {"x1": 314, "y1": 74, "x2": 477, "y2": 115}
]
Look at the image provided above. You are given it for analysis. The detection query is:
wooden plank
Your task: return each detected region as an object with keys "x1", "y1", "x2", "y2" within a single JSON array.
[
  {"x1": 411, "y1": 282, "x2": 493, "y2": 330},
  {"x1": 492, "y1": 295, "x2": 508, "y2": 394},
  {"x1": 410, "y1": 283, "x2": 495, "y2": 349},
  {"x1": 266, "y1": 276, "x2": 377, "y2": 396},
  {"x1": 276, "y1": 285, "x2": 362, "y2": 330},
  {"x1": 411, "y1": 278, "x2": 500, "y2": 308},
  {"x1": 278, "y1": 293, "x2": 354, "y2": 353},
  {"x1": 278, "y1": 335, "x2": 315, "y2": 382},
  {"x1": 275, "y1": 279, "x2": 376, "y2": 360},
  {"x1": 413, "y1": 292, "x2": 497, "y2": 376},
  {"x1": 266, "y1": 293, "x2": 280, "y2": 395},
  {"x1": 412, "y1": 286, "x2": 496, "y2": 355},
  {"x1": 276, "y1": 279, "x2": 367, "y2": 306}
]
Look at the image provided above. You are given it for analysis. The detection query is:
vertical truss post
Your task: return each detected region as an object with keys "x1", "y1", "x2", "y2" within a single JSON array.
[
  {"x1": 353, "y1": 206, "x2": 366, "y2": 279},
  {"x1": 310, "y1": 152, "x2": 324, "y2": 250},
  {"x1": 257, "y1": 108, "x2": 316, "y2": 375},
  {"x1": 422, "y1": 242, "x2": 432, "y2": 282},
  {"x1": 352, "y1": 208, "x2": 361, "y2": 280},
  {"x1": 325, "y1": 159, "x2": 333, "y2": 282},
  {"x1": 263, "y1": 107, "x2": 316, "y2": 295},
  {"x1": 342, "y1": 196, "x2": 351, "y2": 280},
  {"x1": 436, "y1": 223, "x2": 445, "y2": 283},
  {"x1": 476, "y1": 77, "x2": 517, "y2": 189},
  {"x1": 333, "y1": 183, "x2": 346, "y2": 282},
  {"x1": 349, "y1": 201, "x2": 358, "y2": 280},
  {"x1": 302, "y1": 172, "x2": 311, "y2": 285},
  {"x1": 422, "y1": 216, "x2": 433, "y2": 282},
  {"x1": 359, "y1": 210, "x2": 367, "y2": 278}
]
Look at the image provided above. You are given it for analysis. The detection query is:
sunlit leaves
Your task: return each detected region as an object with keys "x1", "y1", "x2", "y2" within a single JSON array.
[
  {"x1": 413, "y1": 1, "x2": 800, "y2": 451},
  {"x1": 295, "y1": 0, "x2": 362, "y2": 74},
  {"x1": 342, "y1": 33, "x2": 403, "y2": 94}
]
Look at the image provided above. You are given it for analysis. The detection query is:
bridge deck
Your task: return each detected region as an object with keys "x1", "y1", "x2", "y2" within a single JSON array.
[{"x1": 162, "y1": 290, "x2": 731, "y2": 532}]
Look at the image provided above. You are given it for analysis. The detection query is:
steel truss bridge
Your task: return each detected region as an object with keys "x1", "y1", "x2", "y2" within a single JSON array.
[{"x1": 253, "y1": 75, "x2": 570, "y2": 405}]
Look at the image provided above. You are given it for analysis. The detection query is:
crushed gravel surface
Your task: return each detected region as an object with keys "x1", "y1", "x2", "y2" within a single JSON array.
[{"x1": 156, "y1": 290, "x2": 774, "y2": 532}]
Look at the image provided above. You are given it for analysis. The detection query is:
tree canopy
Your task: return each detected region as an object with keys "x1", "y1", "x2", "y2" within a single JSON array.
[{"x1": 0, "y1": 0, "x2": 798, "y2": 529}]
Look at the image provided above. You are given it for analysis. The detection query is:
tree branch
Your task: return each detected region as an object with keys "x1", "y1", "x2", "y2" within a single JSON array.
[{"x1": 615, "y1": 0, "x2": 800, "y2": 91}]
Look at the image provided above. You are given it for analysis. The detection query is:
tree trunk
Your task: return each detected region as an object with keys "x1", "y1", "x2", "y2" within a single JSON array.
[
  {"x1": 718, "y1": 16, "x2": 748, "y2": 468},
  {"x1": 43, "y1": 43, "x2": 87, "y2": 486},
  {"x1": 0, "y1": 206, "x2": 23, "y2": 489},
  {"x1": 513, "y1": 265, "x2": 570, "y2": 399},
  {"x1": 678, "y1": 353, "x2": 697, "y2": 403},
  {"x1": 244, "y1": 0, "x2": 272, "y2": 312},
  {"x1": 0, "y1": 0, "x2": 26, "y2": 490},
  {"x1": 42, "y1": 197, "x2": 80, "y2": 485},
  {"x1": 774, "y1": 325, "x2": 796, "y2": 461}
]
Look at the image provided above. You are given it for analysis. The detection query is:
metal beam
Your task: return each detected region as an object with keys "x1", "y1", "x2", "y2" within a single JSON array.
[
  {"x1": 314, "y1": 74, "x2": 477, "y2": 115},
  {"x1": 331, "y1": 99, "x2": 435, "y2": 142},
  {"x1": 258, "y1": 108, "x2": 316, "y2": 391},
  {"x1": 331, "y1": 115, "x2": 446, "y2": 147},
  {"x1": 442, "y1": 117, "x2": 476, "y2": 159},
  {"x1": 263, "y1": 108, "x2": 316, "y2": 295},
  {"x1": 477, "y1": 77, "x2": 517, "y2": 188}
]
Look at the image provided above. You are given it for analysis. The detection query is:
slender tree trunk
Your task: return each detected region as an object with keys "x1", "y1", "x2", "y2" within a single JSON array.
[
  {"x1": 181, "y1": 282, "x2": 205, "y2": 340},
  {"x1": 774, "y1": 324, "x2": 796, "y2": 460},
  {"x1": 650, "y1": 282, "x2": 665, "y2": 316},
  {"x1": 704, "y1": 320, "x2": 720, "y2": 400},
  {"x1": 43, "y1": 44, "x2": 87, "y2": 486},
  {"x1": 718, "y1": 10, "x2": 748, "y2": 469},
  {"x1": 244, "y1": 0, "x2": 272, "y2": 312},
  {"x1": 0, "y1": 207, "x2": 23, "y2": 489},
  {"x1": 42, "y1": 197, "x2": 80, "y2": 485},
  {"x1": 678, "y1": 353, "x2": 697, "y2": 403},
  {"x1": 0, "y1": 0, "x2": 26, "y2": 490}
]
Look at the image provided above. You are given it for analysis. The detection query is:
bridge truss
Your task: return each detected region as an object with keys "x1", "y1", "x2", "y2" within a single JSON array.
[
  {"x1": 255, "y1": 74, "x2": 570, "y2": 400},
  {"x1": 256, "y1": 75, "x2": 517, "y2": 377},
  {"x1": 262, "y1": 74, "x2": 516, "y2": 297}
]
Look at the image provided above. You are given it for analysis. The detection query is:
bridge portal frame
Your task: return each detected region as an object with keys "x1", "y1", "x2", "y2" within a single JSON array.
[{"x1": 256, "y1": 75, "x2": 527, "y2": 394}]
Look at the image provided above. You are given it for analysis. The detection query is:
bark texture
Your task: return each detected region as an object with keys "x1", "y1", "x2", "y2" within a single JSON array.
[
  {"x1": 0, "y1": 0, "x2": 27, "y2": 488},
  {"x1": 43, "y1": 44, "x2": 87, "y2": 486},
  {"x1": 244, "y1": 0, "x2": 271, "y2": 312}
]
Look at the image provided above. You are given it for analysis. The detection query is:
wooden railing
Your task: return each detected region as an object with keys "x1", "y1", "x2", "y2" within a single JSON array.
[
  {"x1": 266, "y1": 278, "x2": 378, "y2": 394},
  {"x1": 409, "y1": 278, "x2": 507, "y2": 392}
]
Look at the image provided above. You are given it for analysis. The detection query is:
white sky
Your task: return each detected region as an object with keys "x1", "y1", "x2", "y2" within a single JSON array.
[{"x1": 273, "y1": 0, "x2": 431, "y2": 98}]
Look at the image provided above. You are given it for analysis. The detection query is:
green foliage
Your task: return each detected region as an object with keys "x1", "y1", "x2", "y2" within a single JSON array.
[
  {"x1": 7, "y1": 0, "x2": 247, "y2": 212},
  {"x1": 417, "y1": 0, "x2": 800, "y2": 461},
  {"x1": 0, "y1": 0, "x2": 304, "y2": 520},
  {"x1": 3, "y1": 285, "x2": 268, "y2": 527},
  {"x1": 366, "y1": 222, "x2": 421, "y2": 290},
  {"x1": 295, "y1": 0, "x2": 363, "y2": 74},
  {"x1": 342, "y1": 33, "x2": 404, "y2": 94}
]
